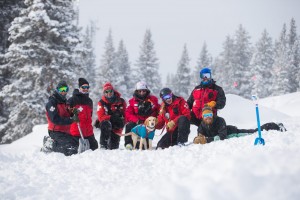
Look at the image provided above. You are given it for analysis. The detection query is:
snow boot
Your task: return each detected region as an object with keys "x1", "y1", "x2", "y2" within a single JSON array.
[{"x1": 41, "y1": 136, "x2": 54, "y2": 153}]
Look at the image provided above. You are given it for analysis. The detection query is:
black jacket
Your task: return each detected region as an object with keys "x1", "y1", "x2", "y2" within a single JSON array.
[{"x1": 197, "y1": 116, "x2": 227, "y2": 143}]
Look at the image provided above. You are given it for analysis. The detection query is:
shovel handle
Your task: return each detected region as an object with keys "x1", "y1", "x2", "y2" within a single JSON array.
[{"x1": 77, "y1": 122, "x2": 85, "y2": 140}]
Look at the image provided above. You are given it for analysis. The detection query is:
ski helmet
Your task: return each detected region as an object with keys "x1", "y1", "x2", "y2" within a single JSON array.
[
  {"x1": 200, "y1": 68, "x2": 212, "y2": 79},
  {"x1": 160, "y1": 88, "x2": 172, "y2": 99}
]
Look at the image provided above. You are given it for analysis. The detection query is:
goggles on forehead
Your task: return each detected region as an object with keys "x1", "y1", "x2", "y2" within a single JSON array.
[
  {"x1": 58, "y1": 86, "x2": 69, "y2": 93},
  {"x1": 200, "y1": 73, "x2": 211, "y2": 79},
  {"x1": 203, "y1": 113, "x2": 213, "y2": 118},
  {"x1": 162, "y1": 94, "x2": 172, "y2": 101}
]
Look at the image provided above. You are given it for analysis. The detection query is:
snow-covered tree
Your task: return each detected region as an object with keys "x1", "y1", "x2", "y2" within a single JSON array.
[
  {"x1": 271, "y1": 23, "x2": 292, "y2": 95},
  {"x1": 232, "y1": 25, "x2": 253, "y2": 98},
  {"x1": 135, "y1": 29, "x2": 162, "y2": 96},
  {"x1": 192, "y1": 42, "x2": 212, "y2": 88},
  {"x1": 250, "y1": 30, "x2": 274, "y2": 98},
  {"x1": 0, "y1": 0, "x2": 81, "y2": 143},
  {"x1": 173, "y1": 44, "x2": 191, "y2": 98},
  {"x1": 98, "y1": 30, "x2": 117, "y2": 87},
  {"x1": 115, "y1": 40, "x2": 132, "y2": 100}
]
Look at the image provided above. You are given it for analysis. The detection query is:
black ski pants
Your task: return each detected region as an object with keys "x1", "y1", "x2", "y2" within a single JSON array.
[
  {"x1": 156, "y1": 116, "x2": 190, "y2": 149},
  {"x1": 100, "y1": 120, "x2": 120, "y2": 149},
  {"x1": 227, "y1": 122, "x2": 282, "y2": 135},
  {"x1": 49, "y1": 131, "x2": 78, "y2": 156}
]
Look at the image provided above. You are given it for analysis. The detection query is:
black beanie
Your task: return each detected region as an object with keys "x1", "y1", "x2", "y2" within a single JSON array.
[
  {"x1": 78, "y1": 78, "x2": 89, "y2": 87},
  {"x1": 56, "y1": 81, "x2": 68, "y2": 89}
]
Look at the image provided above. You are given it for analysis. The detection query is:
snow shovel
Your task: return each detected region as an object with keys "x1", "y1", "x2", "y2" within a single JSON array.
[
  {"x1": 77, "y1": 122, "x2": 90, "y2": 153},
  {"x1": 251, "y1": 95, "x2": 265, "y2": 146}
]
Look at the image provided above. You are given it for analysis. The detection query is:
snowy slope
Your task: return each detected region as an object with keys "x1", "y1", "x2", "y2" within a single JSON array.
[{"x1": 0, "y1": 94, "x2": 300, "y2": 200}]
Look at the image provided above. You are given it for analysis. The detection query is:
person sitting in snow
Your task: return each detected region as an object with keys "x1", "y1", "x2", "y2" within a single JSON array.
[
  {"x1": 43, "y1": 81, "x2": 78, "y2": 156},
  {"x1": 67, "y1": 78, "x2": 98, "y2": 151},
  {"x1": 124, "y1": 81, "x2": 160, "y2": 150},
  {"x1": 155, "y1": 88, "x2": 191, "y2": 149},
  {"x1": 193, "y1": 106, "x2": 286, "y2": 145},
  {"x1": 187, "y1": 67, "x2": 226, "y2": 126},
  {"x1": 96, "y1": 82, "x2": 126, "y2": 150}
]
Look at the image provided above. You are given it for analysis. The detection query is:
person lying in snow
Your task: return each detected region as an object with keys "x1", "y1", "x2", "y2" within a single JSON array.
[{"x1": 193, "y1": 106, "x2": 286, "y2": 144}]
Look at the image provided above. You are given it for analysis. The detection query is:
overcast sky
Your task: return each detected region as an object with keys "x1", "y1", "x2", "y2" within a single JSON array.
[{"x1": 78, "y1": 0, "x2": 300, "y2": 84}]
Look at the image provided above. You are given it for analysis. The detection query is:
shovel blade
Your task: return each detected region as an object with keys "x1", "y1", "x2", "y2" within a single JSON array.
[
  {"x1": 254, "y1": 137, "x2": 265, "y2": 146},
  {"x1": 78, "y1": 138, "x2": 90, "y2": 153}
]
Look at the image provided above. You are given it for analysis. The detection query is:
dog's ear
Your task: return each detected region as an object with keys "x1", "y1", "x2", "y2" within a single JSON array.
[
  {"x1": 144, "y1": 117, "x2": 149, "y2": 126},
  {"x1": 155, "y1": 117, "x2": 158, "y2": 125}
]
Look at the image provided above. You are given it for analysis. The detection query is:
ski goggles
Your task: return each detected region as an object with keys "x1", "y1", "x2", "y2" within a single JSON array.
[
  {"x1": 162, "y1": 94, "x2": 172, "y2": 101},
  {"x1": 104, "y1": 89, "x2": 113, "y2": 94},
  {"x1": 57, "y1": 86, "x2": 69, "y2": 93},
  {"x1": 81, "y1": 85, "x2": 90, "y2": 89},
  {"x1": 203, "y1": 113, "x2": 213, "y2": 118},
  {"x1": 200, "y1": 73, "x2": 211, "y2": 79}
]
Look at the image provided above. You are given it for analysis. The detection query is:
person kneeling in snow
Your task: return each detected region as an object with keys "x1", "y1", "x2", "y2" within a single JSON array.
[
  {"x1": 193, "y1": 106, "x2": 286, "y2": 144},
  {"x1": 43, "y1": 81, "x2": 79, "y2": 156}
]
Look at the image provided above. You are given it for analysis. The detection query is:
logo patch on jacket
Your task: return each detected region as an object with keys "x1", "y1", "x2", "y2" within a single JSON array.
[{"x1": 50, "y1": 106, "x2": 55, "y2": 112}]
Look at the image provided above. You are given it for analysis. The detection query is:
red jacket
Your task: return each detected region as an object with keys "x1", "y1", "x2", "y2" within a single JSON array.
[
  {"x1": 67, "y1": 89, "x2": 94, "y2": 137},
  {"x1": 187, "y1": 81, "x2": 226, "y2": 120},
  {"x1": 125, "y1": 94, "x2": 160, "y2": 124},
  {"x1": 97, "y1": 90, "x2": 126, "y2": 134},
  {"x1": 156, "y1": 96, "x2": 191, "y2": 133}
]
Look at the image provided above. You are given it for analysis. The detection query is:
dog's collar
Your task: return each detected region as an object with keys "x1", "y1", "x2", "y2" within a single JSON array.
[{"x1": 146, "y1": 125, "x2": 155, "y2": 132}]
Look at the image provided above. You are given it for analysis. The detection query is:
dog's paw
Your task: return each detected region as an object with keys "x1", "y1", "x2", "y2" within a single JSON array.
[{"x1": 125, "y1": 144, "x2": 133, "y2": 150}]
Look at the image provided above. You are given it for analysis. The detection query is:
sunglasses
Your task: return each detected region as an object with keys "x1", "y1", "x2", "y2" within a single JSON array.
[
  {"x1": 104, "y1": 89, "x2": 113, "y2": 94},
  {"x1": 137, "y1": 89, "x2": 147, "y2": 93},
  {"x1": 162, "y1": 94, "x2": 172, "y2": 101},
  {"x1": 58, "y1": 86, "x2": 69, "y2": 93},
  {"x1": 203, "y1": 113, "x2": 213, "y2": 118},
  {"x1": 81, "y1": 85, "x2": 90, "y2": 89},
  {"x1": 200, "y1": 73, "x2": 211, "y2": 79}
]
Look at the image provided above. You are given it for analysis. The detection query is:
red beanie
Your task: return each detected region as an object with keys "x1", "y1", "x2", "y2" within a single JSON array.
[{"x1": 103, "y1": 82, "x2": 113, "y2": 92}]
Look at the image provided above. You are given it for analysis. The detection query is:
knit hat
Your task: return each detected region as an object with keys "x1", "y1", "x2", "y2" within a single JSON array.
[
  {"x1": 78, "y1": 78, "x2": 89, "y2": 87},
  {"x1": 56, "y1": 81, "x2": 68, "y2": 89},
  {"x1": 202, "y1": 106, "x2": 213, "y2": 117},
  {"x1": 103, "y1": 82, "x2": 114, "y2": 92},
  {"x1": 135, "y1": 81, "x2": 148, "y2": 90}
]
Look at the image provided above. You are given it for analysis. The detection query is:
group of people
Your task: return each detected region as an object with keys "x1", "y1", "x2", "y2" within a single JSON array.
[{"x1": 42, "y1": 68, "x2": 286, "y2": 156}]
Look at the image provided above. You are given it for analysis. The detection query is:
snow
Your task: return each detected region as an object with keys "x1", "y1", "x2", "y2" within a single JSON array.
[{"x1": 1, "y1": 93, "x2": 300, "y2": 199}]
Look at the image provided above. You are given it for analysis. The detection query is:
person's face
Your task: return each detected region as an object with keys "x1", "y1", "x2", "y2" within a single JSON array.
[
  {"x1": 162, "y1": 94, "x2": 172, "y2": 105},
  {"x1": 104, "y1": 89, "x2": 114, "y2": 98},
  {"x1": 57, "y1": 86, "x2": 69, "y2": 97},
  {"x1": 137, "y1": 89, "x2": 147, "y2": 97},
  {"x1": 80, "y1": 84, "x2": 90, "y2": 93},
  {"x1": 203, "y1": 112, "x2": 213, "y2": 125}
]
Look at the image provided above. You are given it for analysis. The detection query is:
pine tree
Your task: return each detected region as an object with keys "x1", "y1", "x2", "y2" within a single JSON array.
[
  {"x1": 98, "y1": 30, "x2": 116, "y2": 87},
  {"x1": 0, "y1": 0, "x2": 81, "y2": 143},
  {"x1": 173, "y1": 44, "x2": 191, "y2": 98},
  {"x1": 271, "y1": 23, "x2": 292, "y2": 95},
  {"x1": 135, "y1": 29, "x2": 162, "y2": 96},
  {"x1": 232, "y1": 25, "x2": 253, "y2": 98},
  {"x1": 115, "y1": 40, "x2": 132, "y2": 100},
  {"x1": 250, "y1": 30, "x2": 274, "y2": 98},
  {"x1": 192, "y1": 42, "x2": 212, "y2": 88}
]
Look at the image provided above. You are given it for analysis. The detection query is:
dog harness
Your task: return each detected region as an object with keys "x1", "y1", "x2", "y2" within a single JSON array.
[{"x1": 131, "y1": 124, "x2": 155, "y2": 140}]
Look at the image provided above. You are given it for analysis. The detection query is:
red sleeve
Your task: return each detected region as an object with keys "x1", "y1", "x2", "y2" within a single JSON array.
[
  {"x1": 149, "y1": 95, "x2": 160, "y2": 117},
  {"x1": 97, "y1": 101, "x2": 110, "y2": 122},
  {"x1": 125, "y1": 99, "x2": 139, "y2": 123},
  {"x1": 173, "y1": 98, "x2": 191, "y2": 124}
]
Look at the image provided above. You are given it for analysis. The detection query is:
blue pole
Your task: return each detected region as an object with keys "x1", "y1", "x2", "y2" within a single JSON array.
[
  {"x1": 252, "y1": 95, "x2": 265, "y2": 146},
  {"x1": 255, "y1": 104, "x2": 262, "y2": 139}
]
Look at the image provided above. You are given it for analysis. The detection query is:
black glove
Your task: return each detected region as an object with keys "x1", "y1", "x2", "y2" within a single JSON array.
[
  {"x1": 110, "y1": 113, "x2": 124, "y2": 129},
  {"x1": 94, "y1": 119, "x2": 101, "y2": 128},
  {"x1": 137, "y1": 101, "x2": 152, "y2": 116},
  {"x1": 71, "y1": 107, "x2": 80, "y2": 122}
]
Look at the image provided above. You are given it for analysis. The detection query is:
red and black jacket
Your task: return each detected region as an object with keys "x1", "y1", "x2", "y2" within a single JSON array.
[
  {"x1": 125, "y1": 92, "x2": 160, "y2": 124},
  {"x1": 46, "y1": 91, "x2": 72, "y2": 134},
  {"x1": 97, "y1": 90, "x2": 126, "y2": 135},
  {"x1": 187, "y1": 80, "x2": 226, "y2": 120},
  {"x1": 67, "y1": 89, "x2": 94, "y2": 137},
  {"x1": 156, "y1": 96, "x2": 191, "y2": 133}
]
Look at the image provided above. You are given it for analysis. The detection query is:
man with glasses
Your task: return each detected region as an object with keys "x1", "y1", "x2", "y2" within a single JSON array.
[
  {"x1": 194, "y1": 106, "x2": 286, "y2": 144},
  {"x1": 67, "y1": 78, "x2": 98, "y2": 151},
  {"x1": 43, "y1": 81, "x2": 78, "y2": 155},
  {"x1": 187, "y1": 67, "x2": 226, "y2": 126},
  {"x1": 124, "y1": 81, "x2": 160, "y2": 150},
  {"x1": 96, "y1": 82, "x2": 126, "y2": 149},
  {"x1": 155, "y1": 88, "x2": 191, "y2": 149}
]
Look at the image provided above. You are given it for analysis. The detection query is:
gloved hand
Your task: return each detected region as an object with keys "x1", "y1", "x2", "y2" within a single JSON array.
[
  {"x1": 110, "y1": 113, "x2": 124, "y2": 129},
  {"x1": 94, "y1": 119, "x2": 101, "y2": 128},
  {"x1": 193, "y1": 134, "x2": 207, "y2": 144},
  {"x1": 206, "y1": 101, "x2": 216, "y2": 108},
  {"x1": 71, "y1": 114, "x2": 80, "y2": 123},
  {"x1": 167, "y1": 120, "x2": 176, "y2": 129}
]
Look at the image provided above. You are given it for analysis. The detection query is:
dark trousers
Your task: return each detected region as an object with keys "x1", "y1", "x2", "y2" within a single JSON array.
[
  {"x1": 49, "y1": 131, "x2": 78, "y2": 156},
  {"x1": 227, "y1": 122, "x2": 282, "y2": 135},
  {"x1": 190, "y1": 112, "x2": 202, "y2": 127},
  {"x1": 85, "y1": 135, "x2": 98, "y2": 150},
  {"x1": 156, "y1": 116, "x2": 190, "y2": 149},
  {"x1": 100, "y1": 120, "x2": 120, "y2": 149}
]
